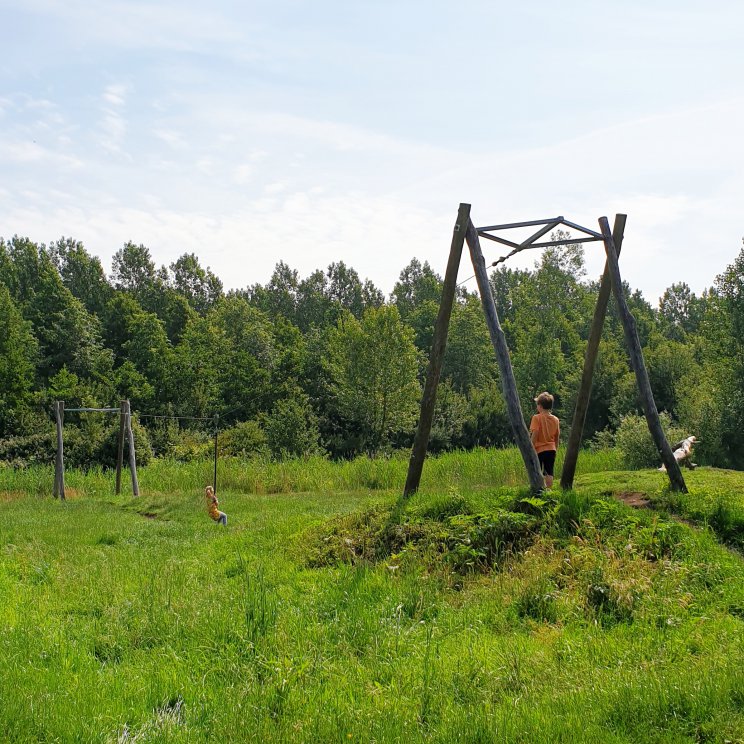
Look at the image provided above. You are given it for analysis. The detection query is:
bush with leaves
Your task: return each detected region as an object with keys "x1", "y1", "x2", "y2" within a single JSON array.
[
  {"x1": 97, "y1": 419, "x2": 153, "y2": 468},
  {"x1": 264, "y1": 394, "x2": 323, "y2": 460},
  {"x1": 613, "y1": 412, "x2": 687, "y2": 470},
  {"x1": 219, "y1": 420, "x2": 268, "y2": 458}
]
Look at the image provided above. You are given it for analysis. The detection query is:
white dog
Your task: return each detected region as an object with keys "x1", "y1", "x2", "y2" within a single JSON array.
[{"x1": 659, "y1": 435, "x2": 698, "y2": 471}]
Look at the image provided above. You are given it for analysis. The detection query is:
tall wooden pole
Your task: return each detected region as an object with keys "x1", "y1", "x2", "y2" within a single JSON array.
[
  {"x1": 54, "y1": 401, "x2": 66, "y2": 500},
  {"x1": 115, "y1": 400, "x2": 126, "y2": 495},
  {"x1": 466, "y1": 220, "x2": 545, "y2": 494},
  {"x1": 403, "y1": 203, "x2": 471, "y2": 498},
  {"x1": 124, "y1": 400, "x2": 140, "y2": 497},
  {"x1": 599, "y1": 216, "x2": 687, "y2": 492},
  {"x1": 561, "y1": 214, "x2": 626, "y2": 490}
]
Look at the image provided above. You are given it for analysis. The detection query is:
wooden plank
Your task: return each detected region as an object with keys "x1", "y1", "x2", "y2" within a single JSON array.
[
  {"x1": 115, "y1": 400, "x2": 126, "y2": 495},
  {"x1": 403, "y1": 203, "x2": 471, "y2": 498},
  {"x1": 125, "y1": 400, "x2": 140, "y2": 497},
  {"x1": 558, "y1": 219, "x2": 603, "y2": 238},
  {"x1": 476, "y1": 232, "x2": 521, "y2": 249},
  {"x1": 561, "y1": 214, "x2": 626, "y2": 490},
  {"x1": 64, "y1": 407, "x2": 121, "y2": 413},
  {"x1": 530, "y1": 236, "x2": 602, "y2": 248},
  {"x1": 519, "y1": 220, "x2": 561, "y2": 247},
  {"x1": 477, "y1": 217, "x2": 563, "y2": 231},
  {"x1": 465, "y1": 220, "x2": 545, "y2": 494},
  {"x1": 599, "y1": 216, "x2": 687, "y2": 492}
]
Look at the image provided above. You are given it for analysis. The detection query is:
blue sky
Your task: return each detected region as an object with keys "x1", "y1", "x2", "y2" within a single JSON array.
[{"x1": 1, "y1": 0, "x2": 742, "y2": 303}]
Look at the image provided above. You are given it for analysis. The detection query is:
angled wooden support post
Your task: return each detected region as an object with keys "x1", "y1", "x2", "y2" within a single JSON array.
[
  {"x1": 466, "y1": 220, "x2": 545, "y2": 494},
  {"x1": 124, "y1": 400, "x2": 140, "y2": 497},
  {"x1": 54, "y1": 401, "x2": 66, "y2": 500},
  {"x1": 403, "y1": 203, "x2": 471, "y2": 498},
  {"x1": 561, "y1": 214, "x2": 626, "y2": 490},
  {"x1": 115, "y1": 400, "x2": 126, "y2": 495},
  {"x1": 599, "y1": 216, "x2": 687, "y2": 493}
]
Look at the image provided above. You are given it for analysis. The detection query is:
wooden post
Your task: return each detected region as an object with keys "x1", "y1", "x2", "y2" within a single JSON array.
[
  {"x1": 466, "y1": 220, "x2": 545, "y2": 494},
  {"x1": 124, "y1": 400, "x2": 140, "y2": 497},
  {"x1": 54, "y1": 401, "x2": 66, "y2": 500},
  {"x1": 115, "y1": 400, "x2": 126, "y2": 495},
  {"x1": 599, "y1": 216, "x2": 687, "y2": 493},
  {"x1": 403, "y1": 203, "x2": 471, "y2": 498},
  {"x1": 561, "y1": 214, "x2": 626, "y2": 490}
]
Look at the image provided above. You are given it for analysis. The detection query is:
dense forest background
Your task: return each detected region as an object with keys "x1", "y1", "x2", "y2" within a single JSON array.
[{"x1": 2, "y1": 234, "x2": 744, "y2": 469}]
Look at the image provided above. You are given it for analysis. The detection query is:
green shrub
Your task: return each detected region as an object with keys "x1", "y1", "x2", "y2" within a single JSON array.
[
  {"x1": 96, "y1": 419, "x2": 153, "y2": 468},
  {"x1": 166, "y1": 428, "x2": 213, "y2": 461},
  {"x1": 264, "y1": 395, "x2": 323, "y2": 460},
  {"x1": 590, "y1": 427, "x2": 615, "y2": 452},
  {"x1": 0, "y1": 431, "x2": 53, "y2": 466},
  {"x1": 219, "y1": 421, "x2": 268, "y2": 458},
  {"x1": 445, "y1": 510, "x2": 535, "y2": 571},
  {"x1": 0, "y1": 418, "x2": 153, "y2": 469},
  {"x1": 614, "y1": 413, "x2": 687, "y2": 469}
]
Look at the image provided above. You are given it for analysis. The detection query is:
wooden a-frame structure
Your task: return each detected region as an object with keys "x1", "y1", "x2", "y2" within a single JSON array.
[
  {"x1": 403, "y1": 203, "x2": 687, "y2": 497},
  {"x1": 53, "y1": 399, "x2": 139, "y2": 500}
]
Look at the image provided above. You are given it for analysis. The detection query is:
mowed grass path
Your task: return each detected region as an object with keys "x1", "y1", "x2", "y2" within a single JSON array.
[{"x1": 1, "y1": 450, "x2": 743, "y2": 742}]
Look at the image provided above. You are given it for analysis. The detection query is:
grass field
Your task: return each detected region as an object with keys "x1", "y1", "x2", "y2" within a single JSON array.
[{"x1": 1, "y1": 449, "x2": 743, "y2": 743}]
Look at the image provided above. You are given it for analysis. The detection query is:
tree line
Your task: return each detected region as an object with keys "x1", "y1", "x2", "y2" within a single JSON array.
[{"x1": 1, "y1": 233, "x2": 744, "y2": 468}]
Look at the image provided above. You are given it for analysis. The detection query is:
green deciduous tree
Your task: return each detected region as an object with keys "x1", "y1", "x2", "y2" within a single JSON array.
[
  {"x1": 326, "y1": 305, "x2": 421, "y2": 452},
  {"x1": 391, "y1": 258, "x2": 442, "y2": 321},
  {"x1": 111, "y1": 242, "x2": 158, "y2": 300},
  {"x1": 210, "y1": 296, "x2": 277, "y2": 419},
  {"x1": 47, "y1": 237, "x2": 113, "y2": 317},
  {"x1": 264, "y1": 393, "x2": 323, "y2": 459},
  {"x1": 0, "y1": 284, "x2": 38, "y2": 435},
  {"x1": 509, "y1": 243, "x2": 589, "y2": 411},
  {"x1": 442, "y1": 294, "x2": 497, "y2": 394},
  {"x1": 1, "y1": 236, "x2": 111, "y2": 385},
  {"x1": 658, "y1": 282, "x2": 704, "y2": 342},
  {"x1": 169, "y1": 253, "x2": 223, "y2": 315}
]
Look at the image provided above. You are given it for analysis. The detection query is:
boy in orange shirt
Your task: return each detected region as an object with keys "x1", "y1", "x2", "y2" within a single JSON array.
[
  {"x1": 205, "y1": 485, "x2": 227, "y2": 526},
  {"x1": 529, "y1": 391, "x2": 560, "y2": 488}
]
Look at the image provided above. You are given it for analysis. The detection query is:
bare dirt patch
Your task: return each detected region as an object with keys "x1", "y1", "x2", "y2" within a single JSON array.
[{"x1": 616, "y1": 491, "x2": 651, "y2": 509}]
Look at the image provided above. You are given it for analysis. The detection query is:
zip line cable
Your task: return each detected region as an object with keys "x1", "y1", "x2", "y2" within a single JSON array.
[{"x1": 136, "y1": 413, "x2": 215, "y2": 422}]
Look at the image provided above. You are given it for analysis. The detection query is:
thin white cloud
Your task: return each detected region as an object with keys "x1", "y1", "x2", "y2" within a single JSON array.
[
  {"x1": 98, "y1": 84, "x2": 129, "y2": 155},
  {"x1": 2, "y1": 1, "x2": 742, "y2": 307},
  {"x1": 153, "y1": 129, "x2": 187, "y2": 149}
]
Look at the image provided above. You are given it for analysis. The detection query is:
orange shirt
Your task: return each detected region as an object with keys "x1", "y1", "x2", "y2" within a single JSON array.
[
  {"x1": 206, "y1": 493, "x2": 220, "y2": 520},
  {"x1": 530, "y1": 412, "x2": 560, "y2": 453}
]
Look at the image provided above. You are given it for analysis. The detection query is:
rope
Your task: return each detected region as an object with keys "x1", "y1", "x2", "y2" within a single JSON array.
[
  {"x1": 136, "y1": 413, "x2": 215, "y2": 422},
  {"x1": 457, "y1": 261, "x2": 499, "y2": 287}
]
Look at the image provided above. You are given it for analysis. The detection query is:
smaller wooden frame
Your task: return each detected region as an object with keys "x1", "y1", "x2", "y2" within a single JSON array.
[{"x1": 53, "y1": 401, "x2": 140, "y2": 498}]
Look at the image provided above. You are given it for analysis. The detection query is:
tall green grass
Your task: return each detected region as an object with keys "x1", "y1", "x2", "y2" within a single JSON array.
[
  {"x1": 1, "y1": 449, "x2": 743, "y2": 742},
  {"x1": 0, "y1": 445, "x2": 623, "y2": 498}
]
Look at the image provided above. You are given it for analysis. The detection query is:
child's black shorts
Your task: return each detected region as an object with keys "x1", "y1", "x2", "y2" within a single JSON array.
[{"x1": 537, "y1": 449, "x2": 557, "y2": 476}]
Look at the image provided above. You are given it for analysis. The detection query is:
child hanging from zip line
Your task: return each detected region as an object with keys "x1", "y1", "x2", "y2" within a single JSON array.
[
  {"x1": 205, "y1": 485, "x2": 227, "y2": 526},
  {"x1": 529, "y1": 391, "x2": 560, "y2": 489}
]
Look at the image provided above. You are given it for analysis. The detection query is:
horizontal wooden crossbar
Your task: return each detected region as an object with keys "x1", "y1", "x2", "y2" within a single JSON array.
[
  {"x1": 476, "y1": 216, "x2": 604, "y2": 247},
  {"x1": 64, "y1": 407, "x2": 121, "y2": 413}
]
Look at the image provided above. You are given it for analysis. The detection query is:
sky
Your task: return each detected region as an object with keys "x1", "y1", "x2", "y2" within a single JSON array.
[{"x1": 1, "y1": 0, "x2": 742, "y2": 304}]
